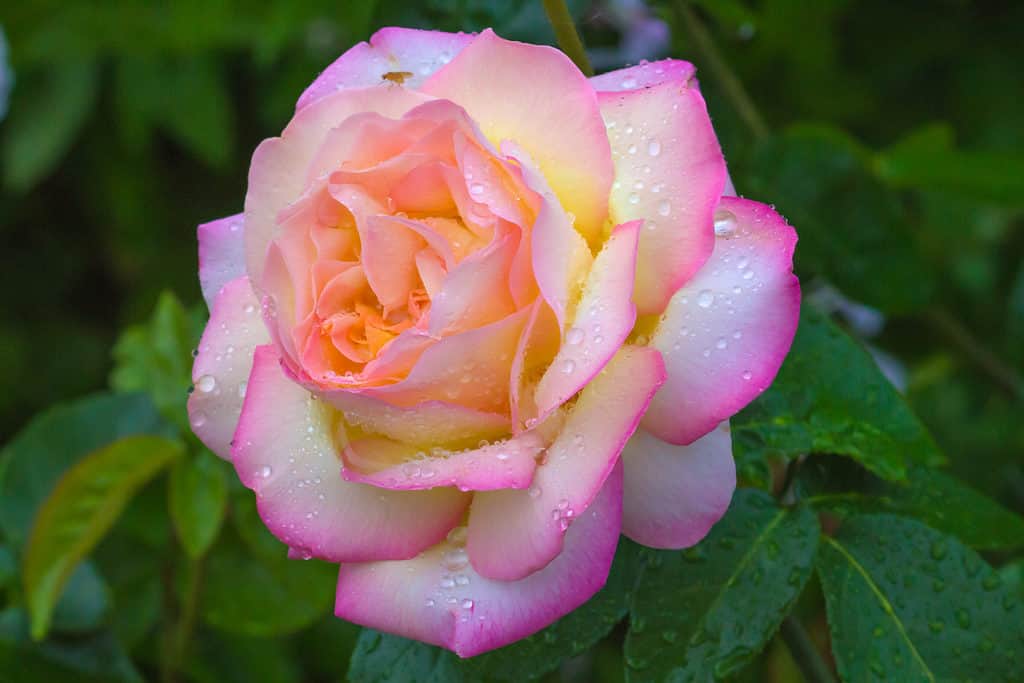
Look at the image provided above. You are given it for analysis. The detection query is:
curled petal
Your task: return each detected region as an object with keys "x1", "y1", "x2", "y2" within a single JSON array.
[
  {"x1": 340, "y1": 430, "x2": 545, "y2": 491},
  {"x1": 621, "y1": 424, "x2": 735, "y2": 548},
  {"x1": 233, "y1": 345, "x2": 470, "y2": 561},
  {"x1": 466, "y1": 345, "x2": 665, "y2": 580},
  {"x1": 334, "y1": 461, "x2": 623, "y2": 658},
  {"x1": 297, "y1": 28, "x2": 475, "y2": 109},
  {"x1": 198, "y1": 214, "x2": 246, "y2": 308},
  {"x1": 643, "y1": 197, "x2": 800, "y2": 445},
  {"x1": 188, "y1": 276, "x2": 269, "y2": 459},
  {"x1": 599, "y1": 81, "x2": 726, "y2": 314},
  {"x1": 423, "y1": 29, "x2": 613, "y2": 242},
  {"x1": 533, "y1": 220, "x2": 640, "y2": 417}
]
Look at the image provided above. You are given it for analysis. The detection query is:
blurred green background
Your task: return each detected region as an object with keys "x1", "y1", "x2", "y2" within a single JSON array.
[{"x1": 0, "y1": 1, "x2": 1022, "y2": 681}]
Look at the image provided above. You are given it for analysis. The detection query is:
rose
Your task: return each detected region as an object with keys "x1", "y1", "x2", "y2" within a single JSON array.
[{"x1": 188, "y1": 27, "x2": 799, "y2": 657}]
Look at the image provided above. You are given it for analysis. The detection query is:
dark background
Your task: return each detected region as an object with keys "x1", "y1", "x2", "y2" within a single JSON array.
[{"x1": 1, "y1": 1, "x2": 1022, "y2": 681}]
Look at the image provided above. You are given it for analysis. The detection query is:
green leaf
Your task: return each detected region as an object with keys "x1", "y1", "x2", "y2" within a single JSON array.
[
  {"x1": 798, "y1": 456, "x2": 1024, "y2": 550},
  {"x1": 875, "y1": 122, "x2": 1024, "y2": 207},
  {"x1": 110, "y1": 290, "x2": 204, "y2": 430},
  {"x1": 624, "y1": 490, "x2": 819, "y2": 682},
  {"x1": 185, "y1": 629, "x2": 301, "y2": 683},
  {"x1": 817, "y1": 514, "x2": 1024, "y2": 682},
  {"x1": 169, "y1": 448, "x2": 228, "y2": 558},
  {"x1": 199, "y1": 526, "x2": 336, "y2": 637},
  {"x1": 0, "y1": 392, "x2": 170, "y2": 549},
  {"x1": 746, "y1": 124, "x2": 934, "y2": 313},
  {"x1": 22, "y1": 434, "x2": 183, "y2": 640},
  {"x1": 347, "y1": 539, "x2": 644, "y2": 682},
  {"x1": 1, "y1": 61, "x2": 99, "y2": 191},
  {"x1": 732, "y1": 307, "x2": 944, "y2": 482}
]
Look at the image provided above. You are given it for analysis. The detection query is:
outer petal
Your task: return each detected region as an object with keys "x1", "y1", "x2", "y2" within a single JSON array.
[
  {"x1": 245, "y1": 87, "x2": 431, "y2": 288},
  {"x1": 296, "y1": 28, "x2": 475, "y2": 109},
  {"x1": 621, "y1": 423, "x2": 735, "y2": 548},
  {"x1": 422, "y1": 29, "x2": 613, "y2": 242},
  {"x1": 466, "y1": 345, "x2": 664, "y2": 581},
  {"x1": 198, "y1": 214, "x2": 246, "y2": 308},
  {"x1": 335, "y1": 461, "x2": 623, "y2": 658},
  {"x1": 643, "y1": 197, "x2": 800, "y2": 444},
  {"x1": 589, "y1": 59, "x2": 696, "y2": 92},
  {"x1": 340, "y1": 430, "x2": 545, "y2": 491},
  {"x1": 188, "y1": 276, "x2": 268, "y2": 459},
  {"x1": 233, "y1": 345, "x2": 470, "y2": 562},
  {"x1": 599, "y1": 81, "x2": 726, "y2": 314},
  {"x1": 533, "y1": 220, "x2": 640, "y2": 417}
]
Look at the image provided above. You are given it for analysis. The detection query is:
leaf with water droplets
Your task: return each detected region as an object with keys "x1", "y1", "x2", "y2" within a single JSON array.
[
  {"x1": 818, "y1": 514, "x2": 1024, "y2": 683},
  {"x1": 798, "y1": 455, "x2": 1024, "y2": 550},
  {"x1": 732, "y1": 307, "x2": 944, "y2": 485},
  {"x1": 624, "y1": 490, "x2": 819, "y2": 682}
]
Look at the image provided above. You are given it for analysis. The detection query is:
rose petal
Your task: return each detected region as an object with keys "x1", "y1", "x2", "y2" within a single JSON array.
[
  {"x1": 502, "y1": 141, "x2": 593, "y2": 329},
  {"x1": 621, "y1": 423, "x2": 735, "y2": 548},
  {"x1": 297, "y1": 28, "x2": 476, "y2": 109},
  {"x1": 422, "y1": 29, "x2": 613, "y2": 242},
  {"x1": 325, "y1": 391, "x2": 509, "y2": 446},
  {"x1": 233, "y1": 345, "x2": 470, "y2": 561},
  {"x1": 589, "y1": 59, "x2": 696, "y2": 92},
  {"x1": 340, "y1": 430, "x2": 545, "y2": 491},
  {"x1": 332, "y1": 307, "x2": 531, "y2": 412},
  {"x1": 198, "y1": 214, "x2": 246, "y2": 308},
  {"x1": 427, "y1": 233, "x2": 516, "y2": 336},
  {"x1": 643, "y1": 197, "x2": 800, "y2": 445},
  {"x1": 533, "y1": 220, "x2": 640, "y2": 417},
  {"x1": 245, "y1": 87, "x2": 431, "y2": 288},
  {"x1": 599, "y1": 81, "x2": 726, "y2": 314},
  {"x1": 188, "y1": 276, "x2": 269, "y2": 459},
  {"x1": 334, "y1": 460, "x2": 623, "y2": 658},
  {"x1": 466, "y1": 344, "x2": 664, "y2": 580}
]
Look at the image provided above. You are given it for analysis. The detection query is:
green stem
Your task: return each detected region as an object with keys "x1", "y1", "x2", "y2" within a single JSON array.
[
  {"x1": 674, "y1": 1, "x2": 770, "y2": 140},
  {"x1": 924, "y1": 307, "x2": 1024, "y2": 400},
  {"x1": 781, "y1": 616, "x2": 836, "y2": 683},
  {"x1": 173, "y1": 556, "x2": 204, "y2": 661},
  {"x1": 542, "y1": 0, "x2": 594, "y2": 76}
]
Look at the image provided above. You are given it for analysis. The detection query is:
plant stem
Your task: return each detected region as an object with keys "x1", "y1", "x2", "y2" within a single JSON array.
[
  {"x1": 924, "y1": 307, "x2": 1024, "y2": 400},
  {"x1": 674, "y1": 1, "x2": 770, "y2": 140},
  {"x1": 174, "y1": 556, "x2": 204, "y2": 661},
  {"x1": 780, "y1": 616, "x2": 836, "y2": 683},
  {"x1": 542, "y1": 0, "x2": 594, "y2": 76}
]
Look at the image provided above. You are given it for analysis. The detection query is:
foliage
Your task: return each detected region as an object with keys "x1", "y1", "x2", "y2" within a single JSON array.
[{"x1": 1, "y1": 0, "x2": 1023, "y2": 681}]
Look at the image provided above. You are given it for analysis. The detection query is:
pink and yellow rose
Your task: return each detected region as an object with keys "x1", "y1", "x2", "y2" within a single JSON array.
[{"x1": 188, "y1": 27, "x2": 799, "y2": 656}]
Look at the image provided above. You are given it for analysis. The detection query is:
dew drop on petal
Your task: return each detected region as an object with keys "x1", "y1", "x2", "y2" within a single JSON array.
[
  {"x1": 566, "y1": 327, "x2": 584, "y2": 345},
  {"x1": 713, "y1": 210, "x2": 737, "y2": 237},
  {"x1": 697, "y1": 290, "x2": 714, "y2": 308},
  {"x1": 560, "y1": 359, "x2": 576, "y2": 374},
  {"x1": 196, "y1": 374, "x2": 217, "y2": 393},
  {"x1": 647, "y1": 140, "x2": 662, "y2": 157},
  {"x1": 657, "y1": 200, "x2": 671, "y2": 217}
]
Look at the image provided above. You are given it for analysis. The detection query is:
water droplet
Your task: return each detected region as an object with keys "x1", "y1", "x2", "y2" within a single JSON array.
[
  {"x1": 442, "y1": 547, "x2": 468, "y2": 571},
  {"x1": 713, "y1": 210, "x2": 737, "y2": 237},
  {"x1": 716, "y1": 337, "x2": 728, "y2": 350},
  {"x1": 259, "y1": 465, "x2": 272, "y2": 478},
  {"x1": 243, "y1": 303, "x2": 256, "y2": 314},
  {"x1": 628, "y1": 192, "x2": 640, "y2": 205},
  {"x1": 657, "y1": 199, "x2": 671, "y2": 216},
  {"x1": 190, "y1": 348, "x2": 199, "y2": 358},
  {"x1": 446, "y1": 526, "x2": 468, "y2": 545},
  {"x1": 237, "y1": 381, "x2": 248, "y2": 399},
  {"x1": 627, "y1": 144, "x2": 638, "y2": 155},
  {"x1": 425, "y1": 598, "x2": 435, "y2": 607},
  {"x1": 461, "y1": 599, "x2": 474, "y2": 609},
  {"x1": 566, "y1": 327, "x2": 584, "y2": 345},
  {"x1": 742, "y1": 370, "x2": 752, "y2": 381},
  {"x1": 495, "y1": 451, "x2": 509, "y2": 461},
  {"x1": 528, "y1": 485, "x2": 542, "y2": 498},
  {"x1": 469, "y1": 182, "x2": 484, "y2": 196},
  {"x1": 560, "y1": 359, "x2": 576, "y2": 374},
  {"x1": 196, "y1": 374, "x2": 217, "y2": 393},
  {"x1": 697, "y1": 290, "x2": 714, "y2": 308},
  {"x1": 647, "y1": 140, "x2": 661, "y2": 157}
]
